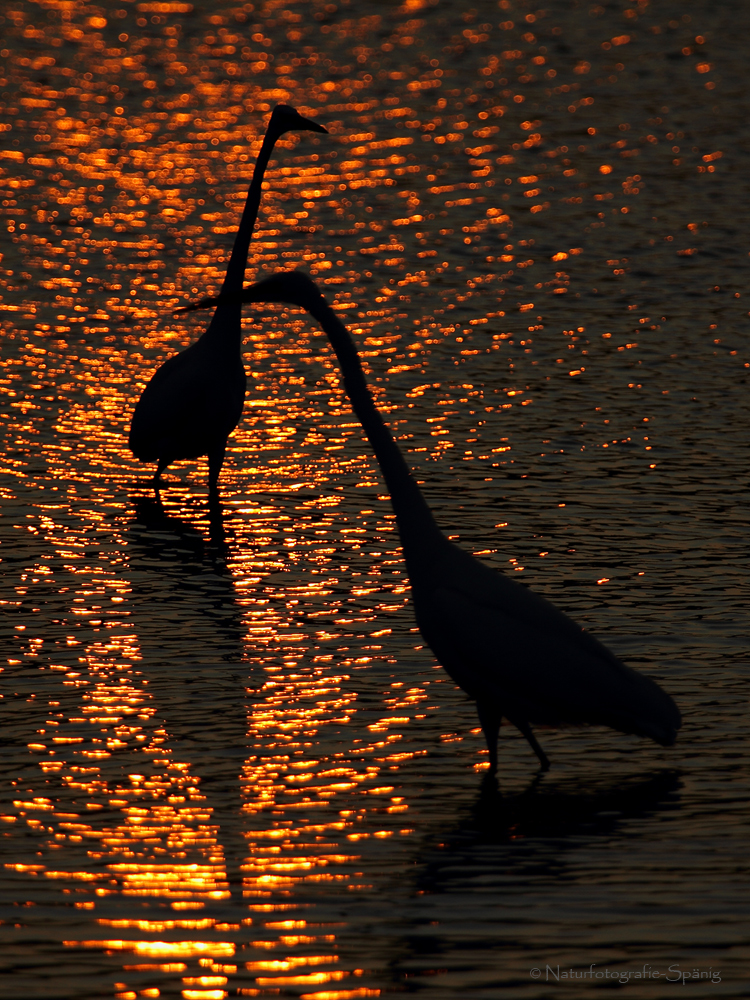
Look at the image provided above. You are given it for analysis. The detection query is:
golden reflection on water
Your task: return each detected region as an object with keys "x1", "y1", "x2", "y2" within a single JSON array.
[{"x1": 2, "y1": 0, "x2": 749, "y2": 996}]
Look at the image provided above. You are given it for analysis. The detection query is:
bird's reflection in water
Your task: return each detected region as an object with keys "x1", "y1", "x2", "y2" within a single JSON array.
[
  {"x1": 122, "y1": 495, "x2": 253, "y2": 900},
  {"x1": 391, "y1": 771, "x2": 682, "y2": 987},
  {"x1": 468, "y1": 768, "x2": 681, "y2": 845},
  {"x1": 410, "y1": 768, "x2": 681, "y2": 895},
  {"x1": 126, "y1": 495, "x2": 245, "y2": 665}
]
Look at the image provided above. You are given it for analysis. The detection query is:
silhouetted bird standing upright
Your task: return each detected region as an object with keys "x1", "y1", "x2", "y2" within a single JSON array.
[
  {"x1": 129, "y1": 106, "x2": 327, "y2": 496},
  {"x1": 177, "y1": 271, "x2": 682, "y2": 771}
]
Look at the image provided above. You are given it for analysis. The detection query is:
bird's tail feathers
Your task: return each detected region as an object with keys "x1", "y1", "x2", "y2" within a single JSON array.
[{"x1": 629, "y1": 717, "x2": 680, "y2": 747}]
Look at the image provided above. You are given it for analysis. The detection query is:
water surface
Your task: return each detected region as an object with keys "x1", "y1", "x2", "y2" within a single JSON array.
[{"x1": 1, "y1": 1, "x2": 749, "y2": 997}]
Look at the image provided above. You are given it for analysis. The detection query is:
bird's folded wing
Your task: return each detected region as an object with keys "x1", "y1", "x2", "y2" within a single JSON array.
[{"x1": 422, "y1": 584, "x2": 673, "y2": 733}]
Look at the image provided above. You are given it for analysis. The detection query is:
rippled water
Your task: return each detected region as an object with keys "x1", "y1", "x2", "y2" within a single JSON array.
[{"x1": 1, "y1": 1, "x2": 749, "y2": 997}]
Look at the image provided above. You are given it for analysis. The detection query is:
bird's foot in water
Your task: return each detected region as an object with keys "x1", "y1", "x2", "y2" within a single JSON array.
[
  {"x1": 151, "y1": 458, "x2": 178, "y2": 494},
  {"x1": 515, "y1": 719, "x2": 551, "y2": 771},
  {"x1": 479, "y1": 769, "x2": 500, "y2": 796},
  {"x1": 532, "y1": 744, "x2": 551, "y2": 771}
]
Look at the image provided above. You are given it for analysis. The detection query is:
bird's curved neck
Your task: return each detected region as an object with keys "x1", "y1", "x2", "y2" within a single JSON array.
[
  {"x1": 220, "y1": 129, "x2": 279, "y2": 298},
  {"x1": 306, "y1": 295, "x2": 443, "y2": 556}
]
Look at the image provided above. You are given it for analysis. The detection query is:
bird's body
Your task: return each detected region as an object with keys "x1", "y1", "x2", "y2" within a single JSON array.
[
  {"x1": 129, "y1": 105, "x2": 327, "y2": 494},
  {"x1": 129, "y1": 303, "x2": 246, "y2": 486},
  {"x1": 409, "y1": 536, "x2": 679, "y2": 766},
  {"x1": 178, "y1": 270, "x2": 681, "y2": 770}
]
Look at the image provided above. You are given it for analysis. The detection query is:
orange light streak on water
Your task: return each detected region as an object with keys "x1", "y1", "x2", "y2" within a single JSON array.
[{"x1": 2, "y1": 0, "x2": 749, "y2": 997}]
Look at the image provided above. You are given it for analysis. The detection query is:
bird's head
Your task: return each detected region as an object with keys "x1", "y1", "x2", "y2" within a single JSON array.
[
  {"x1": 173, "y1": 270, "x2": 325, "y2": 316},
  {"x1": 241, "y1": 270, "x2": 324, "y2": 311},
  {"x1": 268, "y1": 104, "x2": 328, "y2": 138},
  {"x1": 173, "y1": 271, "x2": 325, "y2": 316}
]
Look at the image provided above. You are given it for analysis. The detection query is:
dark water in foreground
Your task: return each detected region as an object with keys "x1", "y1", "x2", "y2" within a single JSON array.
[{"x1": 1, "y1": 1, "x2": 749, "y2": 996}]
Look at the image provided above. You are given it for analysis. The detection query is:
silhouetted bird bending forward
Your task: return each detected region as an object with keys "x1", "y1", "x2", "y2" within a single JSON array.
[
  {"x1": 177, "y1": 271, "x2": 681, "y2": 771},
  {"x1": 128, "y1": 106, "x2": 327, "y2": 496}
]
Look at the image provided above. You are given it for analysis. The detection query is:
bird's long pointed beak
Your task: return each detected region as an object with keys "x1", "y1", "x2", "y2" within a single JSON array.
[
  {"x1": 297, "y1": 114, "x2": 328, "y2": 134},
  {"x1": 174, "y1": 294, "x2": 221, "y2": 315}
]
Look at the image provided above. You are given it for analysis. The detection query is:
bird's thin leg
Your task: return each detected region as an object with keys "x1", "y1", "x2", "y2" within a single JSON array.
[
  {"x1": 476, "y1": 701, "x2": 503, "y2": 774},
  {"x1": 208, "y1": 444, "x2": 226, "y2": 497},
  {"x1": 153, "y1": 457, "x2": 171, "y2": 491},
  {"x1": 515, "y1": 719, "x2": 550, "y2": 771}
]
